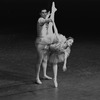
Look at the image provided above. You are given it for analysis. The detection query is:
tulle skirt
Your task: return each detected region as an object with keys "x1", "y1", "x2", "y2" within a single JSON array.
[
  {"x1": 48, "y1": 45, "x2": 70, "y2": 64},
  {"x1": 49, "y1": 51, "x2": 65, "y2": 64}
]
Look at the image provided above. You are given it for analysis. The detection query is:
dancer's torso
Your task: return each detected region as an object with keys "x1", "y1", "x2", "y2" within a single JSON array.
[{"x1": 37, "y1": 17, "x2": 48, "y2": 37}]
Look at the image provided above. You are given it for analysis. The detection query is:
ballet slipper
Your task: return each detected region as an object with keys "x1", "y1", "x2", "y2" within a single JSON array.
[
  {"x1": 53, "y1": 79, "x2": 58, "y2": 88},
  {"x1": 36, "y1": 79, "x2": 42, "y2": 84},
  {"x1": 52, "y1": 2, "x2": 57, "y2": 13},
  {"x1": 43, "y1": 75, "x2": 52, "y2": 80}
]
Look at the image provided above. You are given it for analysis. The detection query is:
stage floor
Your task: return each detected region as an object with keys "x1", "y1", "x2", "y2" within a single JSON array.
[{"x1": 0, "y1": 36, "x2": 100, "y2": 100}]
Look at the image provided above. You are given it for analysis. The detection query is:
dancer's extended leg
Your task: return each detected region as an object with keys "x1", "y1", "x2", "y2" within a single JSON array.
[
  {"x1": 47, "y1": 2, "x2": 57, "y2": 42},
  {"x1": 50, "y1": 2, "x2": 60, "y2": 40}
]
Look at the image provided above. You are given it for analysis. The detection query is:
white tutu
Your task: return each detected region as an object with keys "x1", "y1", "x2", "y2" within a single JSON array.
[{"x1": 48, "y1": 35, "x2": 73, "y2": 64}]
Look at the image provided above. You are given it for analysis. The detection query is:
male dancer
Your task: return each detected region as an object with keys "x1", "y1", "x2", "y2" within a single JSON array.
[{"x1": 36, "y1": 9, "x2": 52, "y2": 84}]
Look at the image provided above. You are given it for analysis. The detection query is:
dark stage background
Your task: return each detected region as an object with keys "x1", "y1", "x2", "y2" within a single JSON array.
[{"x1": 0, "y1": 0, "x2": 100, "y2": 42}]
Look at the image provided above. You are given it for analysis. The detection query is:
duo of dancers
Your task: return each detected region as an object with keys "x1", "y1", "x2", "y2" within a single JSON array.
[{"x1": 35, "y1": 2, "x2": 74, "y2": 87}]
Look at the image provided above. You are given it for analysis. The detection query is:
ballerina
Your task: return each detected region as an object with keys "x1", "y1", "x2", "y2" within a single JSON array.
[{"x1": 48, "y1": 2, "x2": 74, "y2": 87}]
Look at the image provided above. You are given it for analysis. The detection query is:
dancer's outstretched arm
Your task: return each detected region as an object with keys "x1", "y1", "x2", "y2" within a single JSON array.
[{"x1": 45, "y1": 11, "x2": 51, "y2": 19}]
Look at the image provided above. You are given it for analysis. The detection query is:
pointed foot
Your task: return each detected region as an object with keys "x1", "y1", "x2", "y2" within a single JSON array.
[
  {"x1": 43, "y1": 75, "x2": 52, "y2": 80},
  {"x1": 36, "y1": 79, "x2": 42, "y2": 84},
  {"x1": 53, "y1": 79, "x2": 58, "y2": 88}
]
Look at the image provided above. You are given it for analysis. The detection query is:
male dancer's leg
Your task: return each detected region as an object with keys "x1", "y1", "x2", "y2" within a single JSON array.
[
  {"x1": 36, "y1": 44, "x2": 44, "y2": 84},
  {"x1": 42, "y1": 55, "x2": 52, "y2": 79}
]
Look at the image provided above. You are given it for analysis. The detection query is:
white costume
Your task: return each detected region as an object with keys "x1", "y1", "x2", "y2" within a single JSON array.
[{"x1": 35, "y1": 2, "x2": 74, "y2": 87}]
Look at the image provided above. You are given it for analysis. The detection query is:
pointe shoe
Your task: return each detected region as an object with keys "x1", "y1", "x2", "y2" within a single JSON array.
[
  {"x1": 36, "y1": 79, "x2": 42, "y2": 84},
  {"x1": 54, "y1": 80, "x2": 58, "y2": 88},
  {"x1": 52, "y1": 2, "x2": 57, "y2": 12},
  {"x1": 43, "y1": 75, "x2": 52, "y2": 80}
]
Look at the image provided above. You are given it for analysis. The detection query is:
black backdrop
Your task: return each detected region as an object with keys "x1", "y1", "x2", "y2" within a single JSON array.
[{"x1": 0, "y1": 0, "x2": 100, "y2": 42}]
